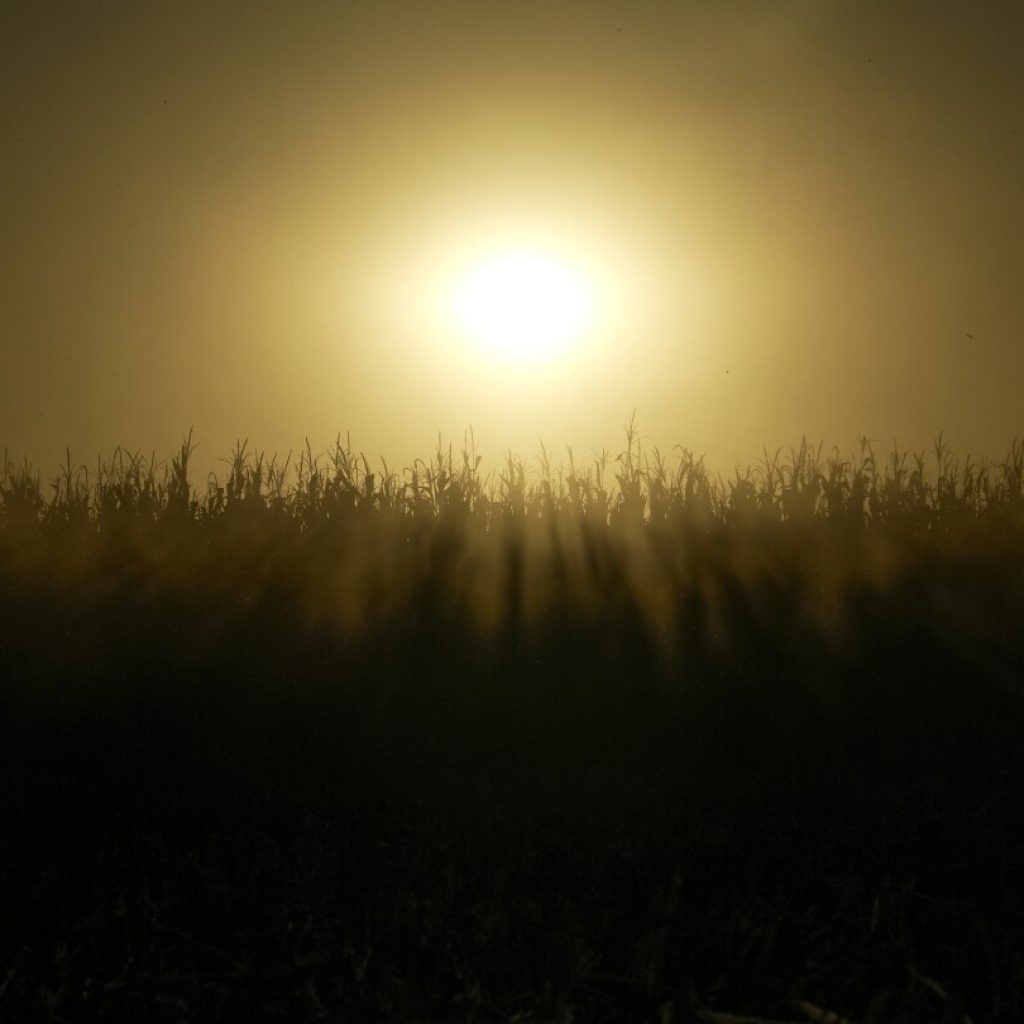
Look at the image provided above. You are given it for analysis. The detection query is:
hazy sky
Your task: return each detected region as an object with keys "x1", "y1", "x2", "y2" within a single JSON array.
[{"x1": 2, "y1": 1, "x2": 1022, "y2": 478}]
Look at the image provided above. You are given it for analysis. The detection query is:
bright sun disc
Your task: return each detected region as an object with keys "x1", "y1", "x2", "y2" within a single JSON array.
[{"x1": 455, "y1": 251, "x2": 593, "y2": 360}]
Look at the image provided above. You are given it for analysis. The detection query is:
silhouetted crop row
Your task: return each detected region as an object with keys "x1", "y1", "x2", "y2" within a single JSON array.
[{"x1": 4, "y1": 419, "x2": 1023, "y2": 536}]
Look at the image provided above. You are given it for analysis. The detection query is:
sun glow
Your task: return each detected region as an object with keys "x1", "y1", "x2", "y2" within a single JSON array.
[{"x1": 454, "y1": 251, "x2": 594, "y2": 361}]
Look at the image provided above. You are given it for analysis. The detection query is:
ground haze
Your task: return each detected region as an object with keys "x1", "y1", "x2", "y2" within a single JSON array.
[{"x1": 2, "y1": 429, "x2": 1022, "y2": 1020}]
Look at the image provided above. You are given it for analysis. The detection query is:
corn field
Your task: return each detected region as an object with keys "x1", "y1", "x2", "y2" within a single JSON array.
[
  {"x1": 2, "y1": 422, "x2": 1024, "y2": 1022},
  {"x1": 4, "y1": 424, "x2": 1023, "y2": 534}
]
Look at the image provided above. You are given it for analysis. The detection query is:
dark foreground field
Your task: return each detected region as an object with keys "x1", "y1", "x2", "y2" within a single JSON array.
[{"x1": 2, "y1": 436, "x2": 1023, "y2": 1021}]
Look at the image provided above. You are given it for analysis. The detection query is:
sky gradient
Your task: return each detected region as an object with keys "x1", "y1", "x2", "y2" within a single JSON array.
[{"x1": 3, "y1": 1, "x2": 1022, "y2": 479}]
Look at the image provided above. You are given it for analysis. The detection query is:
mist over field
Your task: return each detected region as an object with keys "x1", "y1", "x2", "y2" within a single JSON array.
[{"x1": 2, "y1": 426, "x2": 1023, "y2": 1020}]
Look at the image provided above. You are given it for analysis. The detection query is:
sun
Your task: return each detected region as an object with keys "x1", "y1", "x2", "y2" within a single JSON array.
[{"x1": 454, "y1": 250, "x2": 594, "y2": 361}]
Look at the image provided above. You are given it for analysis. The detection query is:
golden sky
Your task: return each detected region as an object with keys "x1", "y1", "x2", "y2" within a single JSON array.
[{"x1": 2, "y1": 1, "x2": 1022, "y2": 477}]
